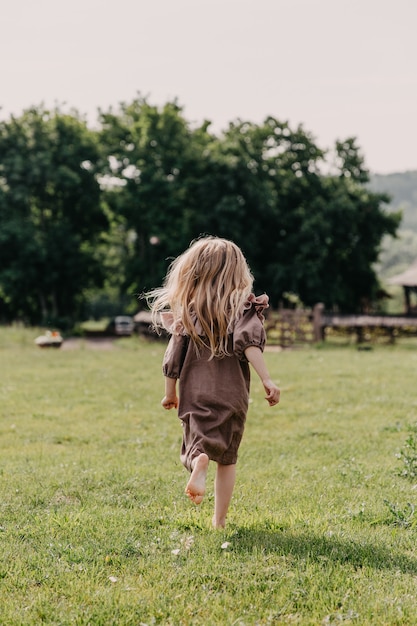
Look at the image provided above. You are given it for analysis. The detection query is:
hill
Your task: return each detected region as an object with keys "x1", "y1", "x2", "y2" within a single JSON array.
[
  {"x1": 369, "y1": 171, "x2": 417, "y2": 306},
  {"x1": 369, "y1": 170, "x2": 417, "y2": 232}
]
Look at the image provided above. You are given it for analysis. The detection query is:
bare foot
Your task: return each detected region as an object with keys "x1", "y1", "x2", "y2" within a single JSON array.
[
  {"x1": 212, "y1": 516, "x2": 226, "y2": 529},
  {"x1": 185, "y1": 454, "x2": 209, "y2": 504}
]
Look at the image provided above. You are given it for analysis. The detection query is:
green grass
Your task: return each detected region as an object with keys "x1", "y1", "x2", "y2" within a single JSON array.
[{"x1": 1, "y1": 328, "x2": 417, "y2": 624}]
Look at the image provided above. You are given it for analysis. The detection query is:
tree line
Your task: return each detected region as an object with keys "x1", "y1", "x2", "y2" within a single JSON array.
[{"x1": 0, "y1": 97, "x2": 401, "y2": 327}]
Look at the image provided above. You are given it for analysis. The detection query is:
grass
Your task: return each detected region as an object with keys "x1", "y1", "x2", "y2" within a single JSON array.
[{"x1": 1, "y1": 328, "x2": 417, "y2": 624}]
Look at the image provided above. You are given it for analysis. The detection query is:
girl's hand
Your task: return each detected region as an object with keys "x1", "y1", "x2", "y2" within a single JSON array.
[
  {"x1": 161, "y1": 395, "x2": 178, "y2": 410},
  {"x1": 262, "y1": 379, "x2": 280, "y2": 406},
  {"x1": 162, "y1": 376, "x2": 178, "y2": 409}
]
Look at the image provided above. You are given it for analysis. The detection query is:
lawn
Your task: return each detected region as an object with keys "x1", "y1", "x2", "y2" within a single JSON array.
[{"x1": 1, "y1": 327, "x2": 417, "y2": 625}]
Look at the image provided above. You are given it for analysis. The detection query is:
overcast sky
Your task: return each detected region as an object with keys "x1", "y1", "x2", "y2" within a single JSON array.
[{"x1": 1, "y1": 0, "x2": 416, "y2": 174}]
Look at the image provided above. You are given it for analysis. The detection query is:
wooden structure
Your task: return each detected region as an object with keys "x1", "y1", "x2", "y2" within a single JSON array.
[
  {"x1": 134, "y1": 304, "x2": 417, "y2": 348},
  {"x1": 134, "y1": 310, "x2": 168, "y2": 338},
  {"x1": 312, "y1": 303, "x2": 417, "y2": 343},
  {"x1": 265, "y1": 308, "x2": 313, "y2": 347},
  {"x1": 387, "y1": 260, "x2": 417, "y2": 315}
]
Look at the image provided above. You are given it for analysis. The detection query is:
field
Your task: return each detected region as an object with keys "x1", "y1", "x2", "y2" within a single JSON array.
[{"x1": 1, "y1": 327, "x2": 417, "y2": 625}]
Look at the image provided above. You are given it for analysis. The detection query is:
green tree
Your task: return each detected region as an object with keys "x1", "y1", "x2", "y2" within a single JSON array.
[
  {"x1": 99, "y1": 102, "x2": 400, "y2": 312},
  {"x1": 188, "y1": 121, "x2": 400, "y2": 311},
  {"x1": 186, "y1": 118, "x2": 325, "y2": 298},
  {"x1": 0, "y1": 107, "x2": 108, "y2": 325},
  {"x1": 98, "y1": 96, "x2": 214, "y2": 298}
]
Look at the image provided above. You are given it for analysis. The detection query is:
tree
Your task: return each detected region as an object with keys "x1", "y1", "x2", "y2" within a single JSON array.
[
  {"x1": 180, "y1": 118, "x2": 399, "y2": 311},
  {"x1": 98, "y1": 97, "x2": 214, "y2": 298},
  {"x1": 99, "y1": 102, "x2": 400, "y2": 313},
  {"x1": 1, "y1": 99, "x2": 397, "y2": 323},
  {"x1": 0, "y1": 107, "x2": 108, "y2": 325},
  {"x1": 185, "y1": 117, "x2": 326, "y2": 300}
]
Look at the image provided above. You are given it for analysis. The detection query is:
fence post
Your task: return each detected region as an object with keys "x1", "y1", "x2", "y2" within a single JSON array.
[{"x1": 313, "y1": 303, "x2": 325, "y2": 342}]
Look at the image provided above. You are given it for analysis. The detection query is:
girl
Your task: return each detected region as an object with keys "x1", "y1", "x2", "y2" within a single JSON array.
[{"x1": 148, "y1": 237, "x2": 280, "y2": 528}]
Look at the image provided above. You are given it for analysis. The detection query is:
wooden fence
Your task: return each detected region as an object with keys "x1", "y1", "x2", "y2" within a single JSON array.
[
  {"x1": 312, "y1": 303, "x2": 417, "y2": 344},
  {"x1": 265, "y1": 308, "x2": 314, "y2": 347},
  {"x1": 135, "y1": 306, "x2": 417, "y2": 347}
]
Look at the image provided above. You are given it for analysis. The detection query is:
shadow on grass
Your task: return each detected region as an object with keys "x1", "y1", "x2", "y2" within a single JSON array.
[{"x1": 228, "y1": 522, "x2": 417, "y2": 574}]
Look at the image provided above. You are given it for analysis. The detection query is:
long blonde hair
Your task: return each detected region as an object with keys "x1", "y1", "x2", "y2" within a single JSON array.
[{"x1": 147, "y1": 237, "x2": 254, "y2": 358}]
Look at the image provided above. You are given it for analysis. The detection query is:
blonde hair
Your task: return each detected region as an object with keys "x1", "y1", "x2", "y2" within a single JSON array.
[{"x1": 148, "y1": 237, "x2": 254, "y2": 358}]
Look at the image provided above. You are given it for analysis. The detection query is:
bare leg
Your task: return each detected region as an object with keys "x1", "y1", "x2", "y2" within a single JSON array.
[
  {"x1": 212, "y1": 463, "x2": 236, "y2": 529},
  {"x1": 185, "y1": 453, "x2": 209, "y2": 504}
]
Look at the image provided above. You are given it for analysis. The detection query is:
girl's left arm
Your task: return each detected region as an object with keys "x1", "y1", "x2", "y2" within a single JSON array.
[
  {"x1": 244, "y1": 346, "x2": 280, "y2": 406},
  {"x1": 162, "y1": 376, "x2": 178, "y2": 410}
]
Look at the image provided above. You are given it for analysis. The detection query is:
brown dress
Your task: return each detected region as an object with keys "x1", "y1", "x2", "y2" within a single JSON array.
[{"x1": 162, "y1": 295, "x2": 268, "y2": 471}]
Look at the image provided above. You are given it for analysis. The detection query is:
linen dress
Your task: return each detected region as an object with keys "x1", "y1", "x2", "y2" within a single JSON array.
[{"x1": 162, "y1": 294, "x2": 268, "y2": 472}]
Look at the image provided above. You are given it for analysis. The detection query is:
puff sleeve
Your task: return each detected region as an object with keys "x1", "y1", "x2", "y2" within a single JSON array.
[
  {"x1": 162, "y1": 334, "x2": 189, "y2": 379},
  {"x1": 233, "y1": 294, "x2": 268, "y2": 361},
  {"x1": 160, "y1": 313, "x2": 189, "y2": 379}
]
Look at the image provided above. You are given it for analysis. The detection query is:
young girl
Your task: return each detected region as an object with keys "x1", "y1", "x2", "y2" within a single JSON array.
[{"x1": 148, "y1": 236, "x2": 280, "y2": 528}]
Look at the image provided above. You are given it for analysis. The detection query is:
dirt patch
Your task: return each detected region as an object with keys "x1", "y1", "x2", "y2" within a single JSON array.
[{"x1": 61, "y1": 338, "x2": 116, "y2": 350}]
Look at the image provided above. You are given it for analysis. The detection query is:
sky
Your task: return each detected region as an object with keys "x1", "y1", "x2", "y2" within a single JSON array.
[{"x1": 1, "y1": 0, "x2": 416, "y2": 174}]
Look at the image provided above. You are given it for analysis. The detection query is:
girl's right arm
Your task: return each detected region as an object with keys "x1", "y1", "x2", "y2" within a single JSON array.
[
  {"x1": 244, "y1": 346, "x2": 280, "y2": 406},
  {"x1": 162, "y1": 376, "x2": 178, "y2": 410}
]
